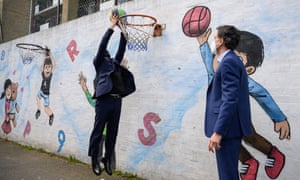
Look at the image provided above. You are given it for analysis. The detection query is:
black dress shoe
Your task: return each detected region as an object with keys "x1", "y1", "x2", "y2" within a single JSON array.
[
  {"x1": 101, "y1": 157, "x2": 112, "y2": 176},
  {"x1": 91, "y1": 156, "x2": 101, "y2": 176}
]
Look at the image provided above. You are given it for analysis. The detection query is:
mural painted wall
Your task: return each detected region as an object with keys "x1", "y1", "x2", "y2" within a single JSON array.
[{"x1": 0, "y1": 0, "x2": 299, "y2": 179}]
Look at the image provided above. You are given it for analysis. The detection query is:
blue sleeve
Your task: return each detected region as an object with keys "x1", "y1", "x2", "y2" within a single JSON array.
[
  {"x1": 248, "y1": 77, "x2": 287, "y2": 122},
  {"x1": 199, "y1": 42, "x2": 214, "y2": 83}
]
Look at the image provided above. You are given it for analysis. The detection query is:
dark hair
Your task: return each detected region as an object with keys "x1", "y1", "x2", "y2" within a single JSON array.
[
  {"x1": 45, "y1": 47, "x2": 50, "y2": 56},
  {"x1": 236, "y1": 31, "x2": 264, "y2": 68},
  {"x1": 44, "y1": 57, "x2": 52, "y2": 66},
  {"x1": 216, "y1": 25, "x2": 240, "y2": 50},
  {"x1": 0, "y1": 79, "x2": 12, "y2": 99}
]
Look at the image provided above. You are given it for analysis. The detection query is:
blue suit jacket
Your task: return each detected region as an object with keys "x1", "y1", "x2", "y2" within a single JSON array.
[
  {"x1": 205, "y1": 50, "x2": 252, "y2": 139},
  {"x1": 93, "y1": 28, "x2": 127, "y2": 98},
  {"x1": 200, "y1": 42, "x2": 286, "y2": 123}
]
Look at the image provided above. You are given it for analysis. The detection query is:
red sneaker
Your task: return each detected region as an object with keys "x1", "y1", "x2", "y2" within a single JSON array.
[
  {"x1": 265, "y1": 146, "x2": 285, "y2": 179},
  {"x1": 240, "y1": 158, "x2": 259, "y2": 180}
]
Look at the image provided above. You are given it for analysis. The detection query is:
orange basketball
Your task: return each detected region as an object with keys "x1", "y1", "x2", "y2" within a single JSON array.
[{"x1": 182, "y1": 6, "x2": 211, "y2": 37}]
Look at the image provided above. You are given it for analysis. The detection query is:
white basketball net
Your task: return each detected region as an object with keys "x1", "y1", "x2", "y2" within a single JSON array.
[
  {"x1": 16, "y1": 43, "x2": 45, "y2": 65},
  {"x1": 119, "y1": 14, "x2": 156, "y2": 51},
  {"x1": 18, "y1": 48, "x2": 39, "y2": 65}
]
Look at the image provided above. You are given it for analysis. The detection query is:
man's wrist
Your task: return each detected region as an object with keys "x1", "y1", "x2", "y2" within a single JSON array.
[{"x1": 109, "y1": 25, "x2": 116, "y2": 30}]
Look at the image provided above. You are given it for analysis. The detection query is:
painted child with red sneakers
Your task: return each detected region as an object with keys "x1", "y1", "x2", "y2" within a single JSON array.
[{"x1": 197, "y1": 28, "x2": 291, "y2": 180}]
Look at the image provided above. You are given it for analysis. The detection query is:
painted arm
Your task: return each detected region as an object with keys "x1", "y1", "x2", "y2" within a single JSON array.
[
  {"x1": 197, "y1": 28, "x2": 214, "y2": 83},
  {"x1": 248, "y1": 77, "x2": 291, "y2": 140},
  {"x1": 7, "y1": 101, "x2": 13, "y2": 114},
  {"x1": 199, "y1": 42, "x2": 214, "y2": 83},
  {"x1": 15, "y1": 101, "x2": 20, "y2": 113},
  {"x1": 248, "y1": 77, "x2": 286, "y2": 122},
  {"x1": 49, "y1": 51, "x2": 56, "y2": 72},
  {"x1": 78, "y1": 72, "x2": 96, "y2": 107},
  {"x1": 5, "y1": 100, "x2": 10, "y2": 121},
  {"x1": 85, "y1": 91, "x2": 96, "y2": 107}
]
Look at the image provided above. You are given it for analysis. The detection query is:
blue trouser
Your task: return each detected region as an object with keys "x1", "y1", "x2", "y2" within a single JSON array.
[
  {"x1": 88, "y1": 94, "x2": 122, "y2": 160},
  {"x1": 215, "y1": 138, "x2": 241, "y2": 180}
]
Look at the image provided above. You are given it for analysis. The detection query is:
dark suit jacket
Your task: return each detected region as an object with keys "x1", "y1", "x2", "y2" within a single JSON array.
[
  {"x1": 205, "y1": 50, "x2": 252, "y2": 139},
  {"x1": 93, "y1": 28, "x2": 127, "y2": 98}
]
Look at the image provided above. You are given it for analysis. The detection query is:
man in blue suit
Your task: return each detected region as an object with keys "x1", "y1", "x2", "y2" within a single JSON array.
[
  {"x1": 204, "y1": 25, "x2": 252, "y2": 180},
  {"x1": 88, "y1": 15, "x2": 127, "y2": 176}
]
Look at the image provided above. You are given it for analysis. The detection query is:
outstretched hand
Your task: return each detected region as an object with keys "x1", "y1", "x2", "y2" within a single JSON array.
[
  {"x1": 274, "y1": 119, "x2": 291, "y2": 140},
  {"x1": 78, "y1": 71, "x2": 88, "y2": 92},
  {"x1": 197, "y1": 27, "x2": 212, "y2": 45}
]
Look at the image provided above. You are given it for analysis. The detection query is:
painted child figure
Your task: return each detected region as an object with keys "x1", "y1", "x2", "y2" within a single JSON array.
[
  {"x1": 35, "y1": 47, "x2": 56, "y2": 126},
  {"x1": 197, "y1": 28, "x2": 291, "y2": 180},
  {"x1": 1, "y1": 79, "x2": 12, "y2": 136},
  {"x1": 8, "y1": 82, "x2": 20, "y2": 127}
]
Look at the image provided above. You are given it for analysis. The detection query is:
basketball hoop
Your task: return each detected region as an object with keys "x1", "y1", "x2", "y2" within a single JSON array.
[
  {"x1": 16, "y1": 43, "x2": 46, "y2": 65},
  {"x1": 119, "y1": 14, "x2": 157, "y2": 51}
]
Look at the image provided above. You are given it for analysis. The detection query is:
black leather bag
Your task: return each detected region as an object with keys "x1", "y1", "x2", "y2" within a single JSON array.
[{"x1": 110, "y1": 63, "x2": 136, "y2": 97}]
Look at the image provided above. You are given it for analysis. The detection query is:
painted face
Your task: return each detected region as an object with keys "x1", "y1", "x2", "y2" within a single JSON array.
[
  {"x1": 10, "y1": 83, "x2": 18, "y2": 100},
  {"x1": 43, "y1": 64, "x2": 52, "y2": 78},
  {"x1": 234, "y1": 50, "x2": 256, "y2": 75},
  {"x1": 5, "y1": 85, "x2": 11, "y2": 100},
  {"x1": 234, "y1": 50, "x2": 248, "y2": 65}
]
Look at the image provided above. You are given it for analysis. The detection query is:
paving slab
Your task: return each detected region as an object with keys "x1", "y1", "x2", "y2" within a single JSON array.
[{"x1": 0, "y1": 138, "x2": 131, "y2": 180}]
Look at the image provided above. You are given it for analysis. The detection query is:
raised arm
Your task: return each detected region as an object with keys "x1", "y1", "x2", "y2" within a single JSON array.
[
  {"x1": 114, "y1": 32, "x2": 127, "y2": 64},
  {"x1": 78, "y1": 72, "x2": 96, "y2": 107},
  {"x1": 197, "y1": 28, "x2": 215, "y2": 84},
  {"x1": 93, "y1": 29, "x2": 114, "y2": 68},
  {"x1": 248, "y1": 77, "x2": 286, "y2": 121},
  {"x1": 49, "y1": 51, "x2": 56, "y2": 72},
  {"x1": 248, "y1": 77, "x2": 291, "y2": 140},
  {"x1": 93, "y1": 16, "x2": 119, "y2": 68}
]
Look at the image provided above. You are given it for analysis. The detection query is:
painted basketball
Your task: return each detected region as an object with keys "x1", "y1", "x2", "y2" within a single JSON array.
[
  {"x1": 109, "y1": 8, "x2": 127, "y2": 22},
  {"x1": 182, "y1": 6, "x2": 211, "y2": 37}
]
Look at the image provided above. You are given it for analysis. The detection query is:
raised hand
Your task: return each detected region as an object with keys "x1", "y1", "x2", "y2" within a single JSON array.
[
  {"x1": 110, "y1": 15, "x2": 119, "y2": 29},
  {"x1": 78, "y1": 71, "x2": 88, "y2": 92},
  {"x1": 197, "y1": 27, "x2": 212, "y2": 45}
]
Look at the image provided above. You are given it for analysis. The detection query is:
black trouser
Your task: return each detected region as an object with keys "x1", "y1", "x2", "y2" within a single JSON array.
[
  {"x1": 98, "y1": 135, "x2": 116, "y2": 169},
  {"x1": 88, "y1": 94, "x2": 122, "y2": 161}
]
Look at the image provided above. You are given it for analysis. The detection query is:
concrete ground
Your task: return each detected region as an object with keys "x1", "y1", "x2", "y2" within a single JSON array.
[{"x1": 0, "y1": 138, "x2": 134, "y2": 180}]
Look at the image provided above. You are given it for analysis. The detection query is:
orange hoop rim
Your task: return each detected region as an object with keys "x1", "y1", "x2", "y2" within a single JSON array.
[{"x1": 119, "y1": 14, "x2": 157, "y2": 26}]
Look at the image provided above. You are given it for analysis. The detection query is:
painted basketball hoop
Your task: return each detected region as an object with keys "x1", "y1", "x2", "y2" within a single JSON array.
[
  {"x1": 119, "y1": 14, "x2": 157, "y2": 51},
  {"x1": 16, "y1": 43, "x2": 46, "y2": 65}
]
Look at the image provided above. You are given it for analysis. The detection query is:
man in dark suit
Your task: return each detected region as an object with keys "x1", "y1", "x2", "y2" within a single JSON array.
[
  {"x1": 88, "y1": 15, "x2": 127, "y2": 176},
  {"x1": 204, "y1": 25, "x2": 252, "y2": 180}
]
